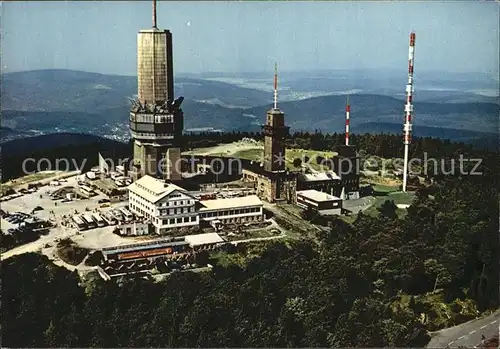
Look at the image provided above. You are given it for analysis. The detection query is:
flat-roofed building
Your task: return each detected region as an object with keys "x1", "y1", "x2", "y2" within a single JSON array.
[
  {"x1": 102, "y1": 237, "x2": 190, "y2": 262},
  {"x1": 128, "y1": 175, "x2": 199, "y2": 234},
  {"x1": 185, "y1": 232, "x2": 225, "y2": 251},
  {"x1": 297, "y1": 171, "x2": 342, "y2": 197},
  {"x1": 296, "y1": 189, "x2": 343, "y2": 215},
  {"x1": 198, "y1": 195, "x2": 263, "y2": 225}
]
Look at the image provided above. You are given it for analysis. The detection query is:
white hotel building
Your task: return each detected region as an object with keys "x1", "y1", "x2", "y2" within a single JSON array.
[
  {"x1": 127, "y1": 176, "x2": 263, "y2": 234},
  {"x1": 128, "y1": 176, "x2": 199, "y2": 234}
]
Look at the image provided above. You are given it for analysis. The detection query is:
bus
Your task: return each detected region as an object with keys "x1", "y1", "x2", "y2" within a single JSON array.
[
  {"x1": 102, "y1": 212, "x2": 117, "y2": 226},
  {"x1": 72, "y1": 215, "x2": 87, "y2": 231},
  {"x1": 114, "y1": 180, "x2": 125, "y2": 187},
  {"x1": 81, "y1": 214, "x2": 97, "y2": 229},
  {"x1": 119, "y1": 207, "x2": 133, "y2": 222},
  {"x1": 111, "y1": 209, "x2": 124, "y2": 222},
  {"x1": 92, "y1": 213, "x2": 106, "y2": 227}
]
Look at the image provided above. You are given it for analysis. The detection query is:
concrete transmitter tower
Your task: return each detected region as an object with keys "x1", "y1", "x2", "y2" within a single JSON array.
[{"x1": 130, "y1": 0, "x2": 183, "y2": 181}]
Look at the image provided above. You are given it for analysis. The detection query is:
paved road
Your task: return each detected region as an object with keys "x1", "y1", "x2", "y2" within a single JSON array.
[
  {"x1": 230, "y1": 235, "x2": 285, "y2": 245},
  {"x1": 342, "y1": 196, "x2": 376, "y2": 214},
  {"x1": 427, "y1": 309, "x2": 500, "y2": 348}
]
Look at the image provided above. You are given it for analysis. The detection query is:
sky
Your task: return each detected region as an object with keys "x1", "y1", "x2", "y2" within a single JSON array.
[{"x1": 2, "y1": 1, "x2": 499, "y2": 76}]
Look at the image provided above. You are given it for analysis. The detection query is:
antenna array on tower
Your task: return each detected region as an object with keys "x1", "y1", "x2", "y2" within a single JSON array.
[
  {"x1": 273, "y1": 63, "x2": 278, "y2": 109},
  {"x1": 345, "y1": 95, "x2": 350, "y2": 146},
  {"x1": 402, "y1": 32, "x2": 416, "y2": 192}
]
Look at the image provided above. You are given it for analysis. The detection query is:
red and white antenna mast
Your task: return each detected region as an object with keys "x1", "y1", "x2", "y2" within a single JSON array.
[
  {"x1": 273, "y1": 62, "x2": 278, "y2": 109},
  {"x1": 402, "y1": 32, "x2": 416, "y2": 192},
  {"x1": 345, "y1": 94, "x2": 350, "y2": 146}
]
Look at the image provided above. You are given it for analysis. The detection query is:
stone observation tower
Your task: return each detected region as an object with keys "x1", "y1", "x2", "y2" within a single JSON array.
[
  {"x1": 130, "y1": 0, "x2": 183, "y2": 181},
  {"x1": 263, "y1": 63, "x2": 289, "y2": 173},
  {"x1": 240, "y1": 64, "x2": 297, "y2": 203}
]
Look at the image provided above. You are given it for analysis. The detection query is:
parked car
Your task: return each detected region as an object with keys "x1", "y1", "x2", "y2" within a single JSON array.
[{"x1": 32, "y1": 206, "x2": 44, "y2": 212}]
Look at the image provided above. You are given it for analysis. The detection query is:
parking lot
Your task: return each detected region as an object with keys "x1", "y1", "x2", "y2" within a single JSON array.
[
  {"x1": 1, "y1": 172, "x2": 290, "y2": 274},
  {"x1": 1, "y1": 174, "x2": 143, "y2": 262},
  {"x1": 2, "y1": 175, "x2": 103, "y2": 220},
  {"x1": 1, "y1": 210, "x2": 30, "y2": 233}
]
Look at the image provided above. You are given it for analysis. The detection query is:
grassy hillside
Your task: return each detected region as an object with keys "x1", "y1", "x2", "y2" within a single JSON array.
[{"x1": 185, "y1": 141, "x2": 336, "y2": 170}]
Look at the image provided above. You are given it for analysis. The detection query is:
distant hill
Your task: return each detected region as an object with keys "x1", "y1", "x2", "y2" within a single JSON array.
[
  {"x1": 1, "y1": 133, "x2": 131, "y2": 181},
  {"x1": 2, "y1": 69, "x2": 270, "y2": 112},
  {"x1": 2, "y1": 70, "x2": 136, "y2": 113},
  {"x1": 356, "y1": 122, "x2": 498, "y2": 150},
  {"x1": 2, "y1": 69, "x2": 497, "y2": 145},
  {"x1": 1, "y1": 133, "x2": 127, "y2": 157},
  {"x1": 188, "y1": 69, "x2": 499, "y2": 93},
  {"x1": 1, "y1": 101, "x2": 253, "y2": 142},
  {"x1": 374, "y1": 89, "x2": 499, "y2": 104},
  {"x1": 245, "y1": 94, "x2": 498, "y2": 134},
  {"x1": 1, "y1": 109, "x2": 129, "y2": 143},
  {"x1": 176, "y1": 78, "x2": 270, "y2": 108}
]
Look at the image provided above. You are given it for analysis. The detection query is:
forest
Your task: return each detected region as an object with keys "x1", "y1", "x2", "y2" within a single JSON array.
[{"x1": 2, "y1": 135, "x2": 498, "y2": 347}]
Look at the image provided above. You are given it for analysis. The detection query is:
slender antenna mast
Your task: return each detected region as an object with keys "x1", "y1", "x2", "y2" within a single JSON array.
[
  {"x1": 345, "y1": 94, "x2": 350, "y2": 146},
  {"x1": 402, "y1": 32, "x2": 416, "y2": 192},
  {"x1": 273, "y1": 62, "x2": 278, "y2": 109},
  {"x1": 152, "y1": 0, "x2": 157, "y2": 29}
]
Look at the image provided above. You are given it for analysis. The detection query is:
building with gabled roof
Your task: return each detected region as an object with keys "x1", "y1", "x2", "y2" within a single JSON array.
[
  {"x1": 127, "y1": 176, "x2": 264, "y2": 235},
  {"x1": 128, "y1": 175, "x2": 187, "y2": 203},
  {"x1": 128, "y1": 175, "x2": 199, "y2": 234}
]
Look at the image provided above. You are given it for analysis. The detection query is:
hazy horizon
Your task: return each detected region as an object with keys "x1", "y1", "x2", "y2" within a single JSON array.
[
  {"x1": 2, "y1": 1, "x2": 499, "y2": 77},
  {"x1": 2, "y1": 67, "x2": 498, "y2": 78}
]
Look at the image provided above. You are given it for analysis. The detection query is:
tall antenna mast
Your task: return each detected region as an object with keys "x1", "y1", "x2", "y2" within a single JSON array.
[
  {"x1": 273, "y1": 62, "x2": 278, "y2": 109},
  {"x1": 345, "y1": 94, "x2": 350, "y2": 146},
  {"x1": 152, "y1": 0, "x2": 157, "y2": 29},
  {"x1": 402, "y1": 32, "x2": 416, "y2": 192}
]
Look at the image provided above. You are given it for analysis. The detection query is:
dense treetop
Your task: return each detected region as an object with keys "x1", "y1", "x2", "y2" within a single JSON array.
[{"x1": 2, "y1": 133, "x2": 498, "y2": 347}]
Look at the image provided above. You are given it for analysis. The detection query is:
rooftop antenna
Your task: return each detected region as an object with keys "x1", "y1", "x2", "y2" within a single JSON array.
[
  {"x1": 402, "y1": 32, "x2": 416, "y2": 192},
  {"x1": 273, "y1": 62, "x2": 278, "y2": 109},
  {"x1": 152, "y1": 0, "x2": 157, "y2": 29},
  {"x1": 345, "y1": 94, "x2": 350, "y2": 146}
]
